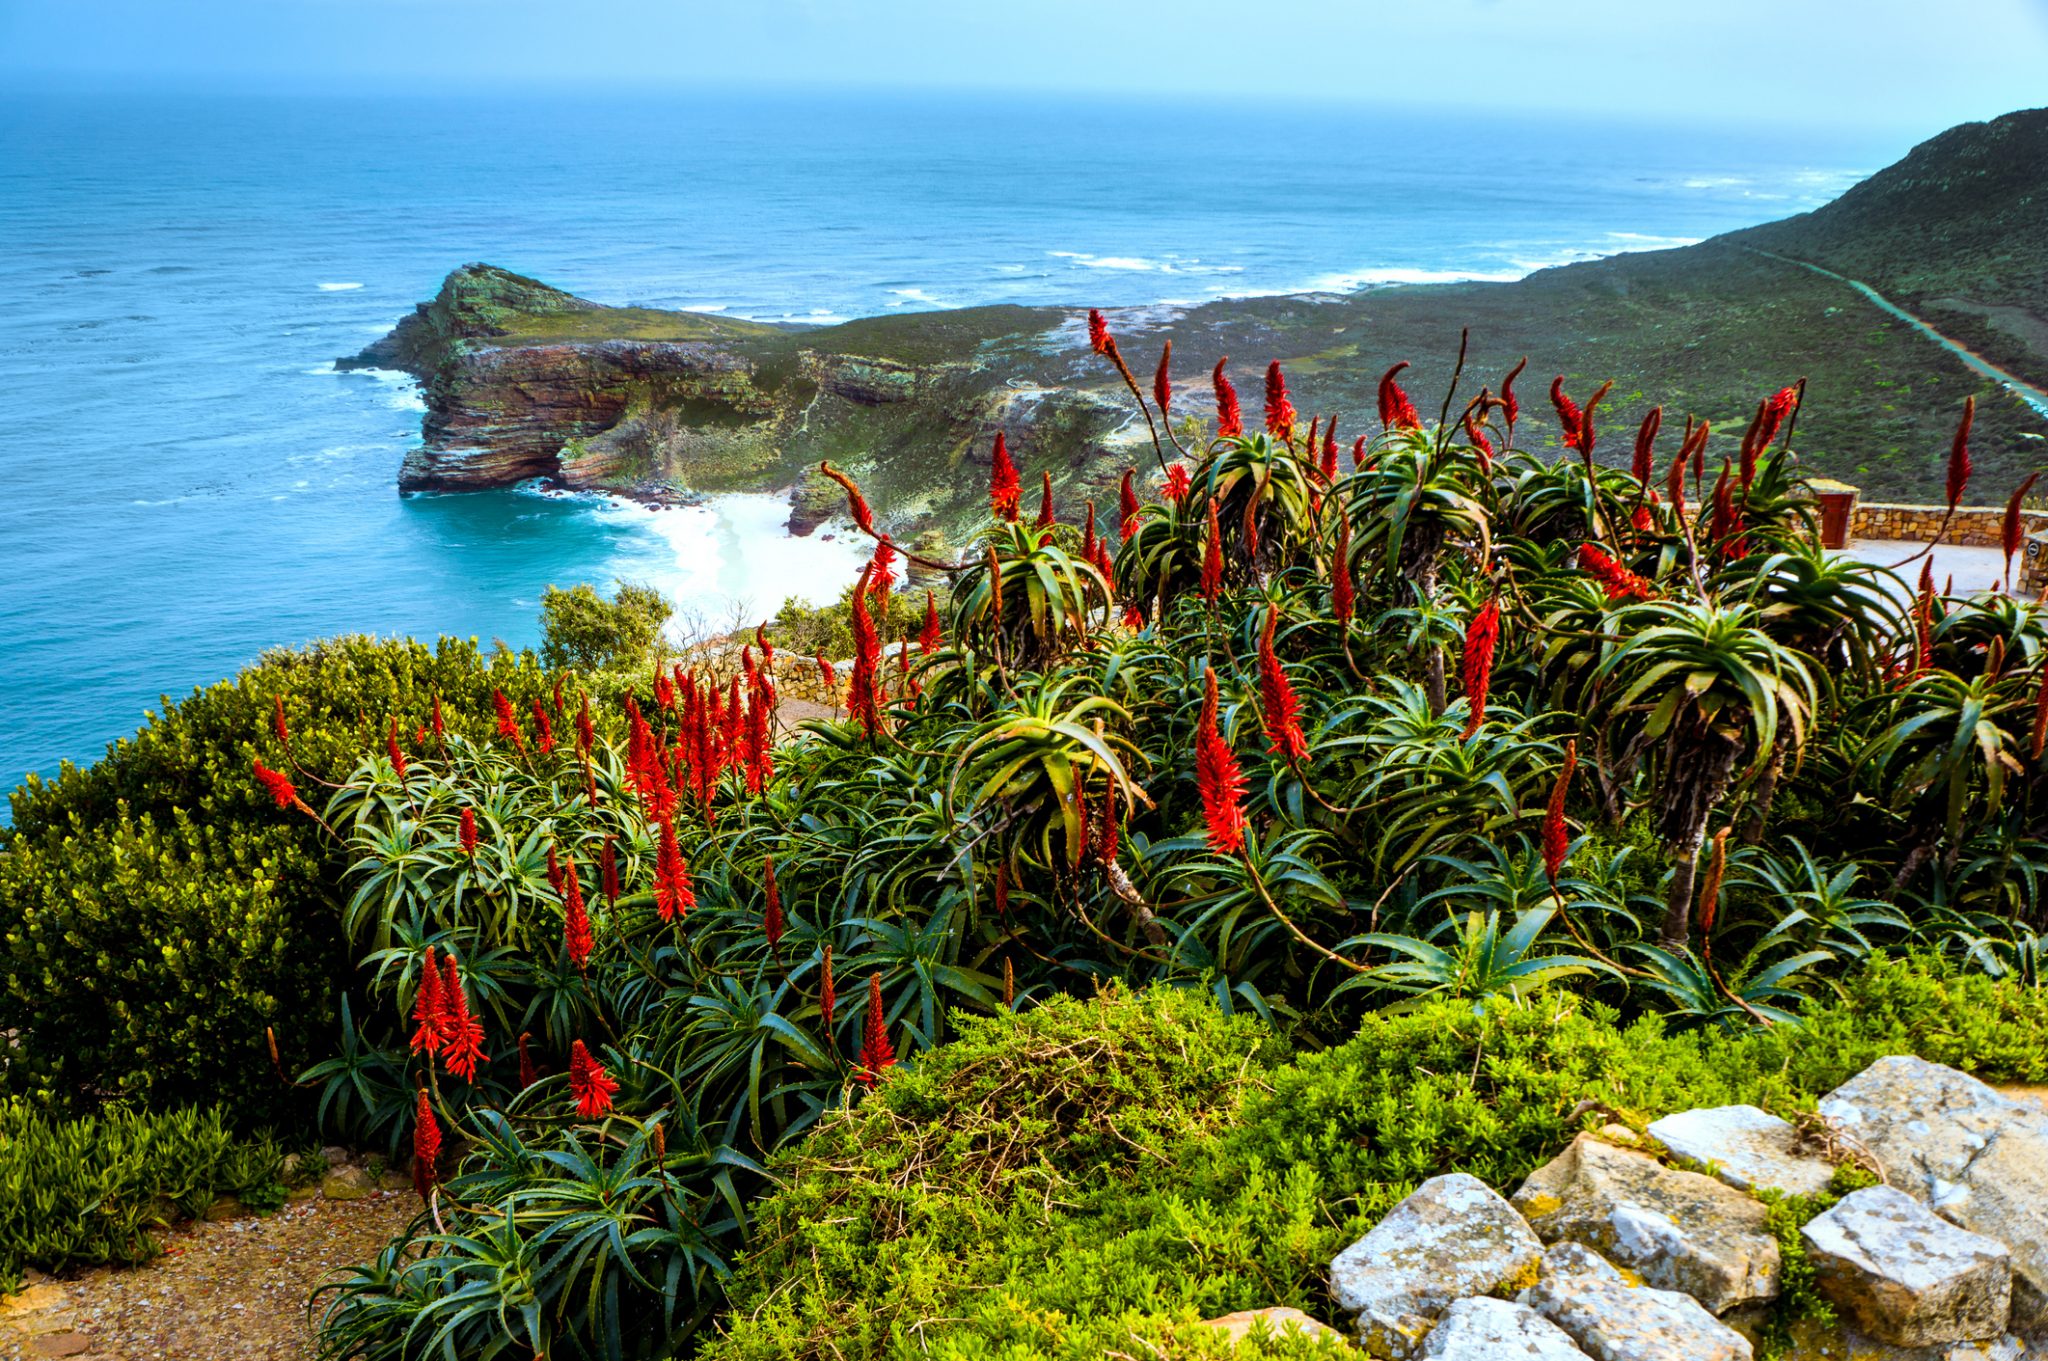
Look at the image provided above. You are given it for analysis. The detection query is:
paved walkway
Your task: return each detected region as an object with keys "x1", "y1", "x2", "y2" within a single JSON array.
[{"x1": 1836, "y1": 538, "x2": 2014, "y2": 596}]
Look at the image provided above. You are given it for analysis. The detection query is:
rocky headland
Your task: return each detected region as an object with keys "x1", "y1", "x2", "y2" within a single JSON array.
[{"x1": 346, "y1": 107, "x2": 2048, "y2": 543}]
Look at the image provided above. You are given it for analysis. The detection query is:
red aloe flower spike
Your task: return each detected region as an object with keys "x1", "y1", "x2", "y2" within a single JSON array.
[
  {"x1": 819, "y1": 944, "x2": 836, "y2": 1028},
  {"x1": 919, "y1": 591, "x2": 943, "y2": 654},
  {"x1": 431, "y1": 693, "x2": 445, "y2": 739},
  {"x1": 1256, "y1": 609, "x2": 1309, "y2": 763},
  {"x1": 1093, "y1": 777, "x2": 1121, "y2": 865},
  {"x1": 989, "y1": 432, "x2": 1021, "y2": 520},
  {"x1": 415, "y1": 725, "x2": 427, "y2": 748},
  {"x1": 599, "y1": 835, "x2": 618, "y2": 904},
  {"x1": 1163, "y1": 463, "x2": 1191, "y2": 503},
  {"x1": 409, "y1": 944, "x2": 444, "y2": 1056},
  {"x1": 1086, "y1": 307, "x2": 1111, "y2": 355},
  {"x1": 654, "y1": 815, "x2": 696, "y2": 923},
  {"x1": 1549, "y1": 378, "x2": 1584, "y2": 452},
  {"x1": 1377, "y1": 362, "x2": 1420, "y2": 431},
  {"x1": 493, "y1": 690, "x2": 524, "y2": 752},
  {"x1": 562, "y1": 854, "x2": 593, "y2": 971},
  {"x1": 1201, "y1": 497, "x2": 1224, "y2": 605},
  {"x1": 1756, "y1": 385, "x2": 1798, "y2": 452},
  {"x1": 576, "y1": 693, "x2": 595, "y2": 756},
  {"x1": 1351, "y1": 435, "x2": 1368, "y2": 470},
  {"x1": 1500, "y1": 358, "x2": 1527, "y2": 428},
  {"x1": 1947, "y1": 397, "x2": 1975, "y2": 511},
  {"x1": 2004, "y1": 475, "x2": 2042, "y2": 587},
  {"x1": 1578, "y1": 381, "x2": 1611, "y2": 462},
  {"x1": 1035, "y1": 470, "x2": 1056, "y2": 530},
  {"x1": 439, "y1": 953, "x2": 487, "y2": 1082},
  {"x1": 1212, "y1": 358, "x2": 1242, "y2": 439},
  {"x1": 756, "y1": 622, "x2": 776, "y2": 673},
  {"x1": 1196, "y1": 665, "x2": 1248, "y2": 855},
  {"x1": 1320, "y1": 417, "x2": 1340, "y2": 481},
  {"x1": 412, "y1": 1089, "x2": 440, "y2": 1199},
  {"x1": 1463, "y1": 414, "x2": 1495, "y2": 471},
  {"x1": 568, "y1": 1039, "x2": 618, "y2": 1118},
  {"x1": 816, "y1": 651, "x2": 837, "y2": 692},
  {"x1": 1263, "y1": 360, "x2": 1296, "y2": 441},
  {"x1": 763, "y1": 856, "x2": 785, "y2": 953},
  {"x1": 848, "y1": 568, "x2": 884, "y2": 738},
  {"x1": 1305, "y1": 417, "x2": 1320, "y2": 460},
  {"x1": 1461, "y1": 598, "x2": 1501, "y2": 739},
  {"x1": 1578, "y1": 543, "x2": 1655, "y2": 602},
  {"x1": 546, "y1": 844, "x2": 563, "y2": 897},
  {"x1": 272, "y1": 694, "x2": 289, "y2": 745},
  {"x1": 1632, "y1": 407, "x2": 1662, "y2": 487},
  {"x1": 1331, "y1": 515, "x2": 1355, "y2": 626},
  {"x1": 552, "y1": 678, "x2": 564, "y2": 715},
  {"x1": 819, "y1": 461, "x2": 878, "y2": 537},
  {"x1": 1119, "y1": 468, "x2": 1142, "y2": 541},
  {"x1": 994, "y1": 862, "x2": 1010, "y2": 919},
  {"x1": 1241, "y1": 492, "x2": 1261, "y2": 561},
  {"x1": 1081, "y1": 500, "x2": 1098, "y2": 566},
  {"x1": 531, "y1": 699, "x2": 555, "y2": 755},
  {"x1": 871, "y1": 539, "x2": 896, "y2": 611},
  {"x1": 1152, "y1": 340, "x2": 1172, "y2": 417},
  {"x1": 1542, "y1": 740, "x2": 1577, "y2": 884},
  {"x1": 458, "y1": 806, "x2": 478, "y2": 856},
  {"x1": 252, "y1": 758, "x2": 300, "y2": 812},
  {"x1": 856, "y1": 972, "x2": 897, "y2": 1087},
  {"x1": 1738, "y1": 397, "x2": 1769, "y2": 492},
  {"x1": 518, "y1": 1032, "x2": 538, "y2": 1090}
]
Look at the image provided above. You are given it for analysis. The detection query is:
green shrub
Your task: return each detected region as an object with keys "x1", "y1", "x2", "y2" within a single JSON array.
[
  {"x1": 0, "y1": 1097, "x2": 285, "y2": 1291},
  {"x1": 0, "y1": 635, "x2": 572, "y2": 1126},
  {"x1": 538, "y1": 581, "x2": 673, "y2": 671},
  {"x1": 708, "y1": 956, "x2": 2048, "y2": 1361}
]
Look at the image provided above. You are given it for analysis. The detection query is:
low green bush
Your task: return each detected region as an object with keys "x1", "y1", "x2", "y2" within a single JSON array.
[
  {"x1": 538, "y1": 581, "x2": 673, "y2": 671},
  {"x1": 0, "y1": 635, "x2": 573, "y2": 1126},
  {"x1": 0, "y1": 1098, "x2": 285, "y2": 1291},
  {"x1": 707, "y1": 955, "x2": 2048, "y2": 1361}
]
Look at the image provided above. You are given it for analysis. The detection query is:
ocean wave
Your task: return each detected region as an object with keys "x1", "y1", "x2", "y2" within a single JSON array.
[
  {"x1": 1050, "y1": 251, "x2": 1246, "y2": 276},
  {"x1": 317, "y1": 282, "x2": 364, "y2": 291}
]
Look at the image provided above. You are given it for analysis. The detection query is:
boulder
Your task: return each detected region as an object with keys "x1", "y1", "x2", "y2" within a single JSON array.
[
  {"x1": 1646, "y1": 1106, "x2": 1838, "y2": 1197},
  {"x1": 1819, "y1": 1057, "x2": 2048, "y2": 1334},
  {"x1": 1520, "y1": 1242, "x2": 1754, "y2": 1361},
  {"x1": 1330, "y1": 1172, "x2": 1546, "y2": 1358},
  {"x1": 1418, "y1": 1297, "x2": 1591, "y2": 1359},
  {"x1": 1196, "y1": 1307, "x2": 1345, "y2": 1346},
  {"x1": 320, "y1": 1165, "x2": 379, "y2": 1201},
  {"x1": 1801, "y1": 1185, "x2": 2012, "y2": 1347},
  {"x1": 1512, "y1": 1133, "x2": 1780, "y2": 1313}
]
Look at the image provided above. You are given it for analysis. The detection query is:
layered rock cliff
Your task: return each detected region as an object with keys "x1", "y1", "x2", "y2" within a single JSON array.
[{"x1": 351, "y1": 109, "x2": 2048, "y2": 532}]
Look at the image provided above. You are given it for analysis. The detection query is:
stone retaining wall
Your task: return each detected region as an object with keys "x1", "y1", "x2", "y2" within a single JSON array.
[{"x1": 1851, "y1": 501, "x2": 2047, "y2": 548}]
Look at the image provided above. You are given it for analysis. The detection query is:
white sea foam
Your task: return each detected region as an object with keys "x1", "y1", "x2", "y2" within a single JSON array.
[
  {"x1": 581, "y1": 492, "x2": 872, "y2": 642},
  {"x1": 303, "y1": 363, "x2": 336, "y2": 376},
  {"x1": 317, "y1": 282, "x2": 364, "y2": 291}
]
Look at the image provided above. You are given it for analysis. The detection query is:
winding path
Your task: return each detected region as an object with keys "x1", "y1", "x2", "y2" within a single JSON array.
[{"x1": 1749, "y1": 248, "x2": 2048, "y2": 420}]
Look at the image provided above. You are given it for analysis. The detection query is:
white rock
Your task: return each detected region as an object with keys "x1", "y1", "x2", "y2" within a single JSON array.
[
  {"x1": 1820, "y1": 1057, "x2": 2048, "y2": 1335},
  {"x1": 1520, "y1": 1242, "x2": 1753, "y2": 1361},
  {"x1": 1646, "y1": 1106, "x2": 1837, "y2": 1197},
  {"x1": 1802, "y1": 1185, "x2": 2012, "y2": 1348},
  {"x1": 1512, "y1": 1133, "x2": 1780, "y2": 1313},
  {"x1": 1419, "y1": 1297, "x2": 1591, "y2": 1359},
  {"x1": 1331, "y1": 1172, "x2": 1546, "y2": 1359}
]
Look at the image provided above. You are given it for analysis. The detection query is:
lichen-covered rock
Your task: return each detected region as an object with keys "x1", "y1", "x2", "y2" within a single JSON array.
[
  {"x1": 1646, "y1": 1106, "x2": 1838, "y2": 1197},
  {"x1": 1418, "y1": 1297, "x2": 1591, "y2": 1359},
  {"x1": 1819, "y1": 1057, "x2": 2048, "y2": 1335},
  {"x1": 320, "y1": 1165, "x2": 379, "y2": 1201},
  {"x1": 1330, "y1": 1172, "x2": 1545, "y2": 1358},
  {"x1": 1802, "y1": 1185, "x2": 2013, "y2": 1347},
  {"x1": 1520, "y1": 1241, "x2": 1754, "y2": 1361},
  {"x1": 1513, "y1": 1133, "x2": 1780, "y2": 1314}
]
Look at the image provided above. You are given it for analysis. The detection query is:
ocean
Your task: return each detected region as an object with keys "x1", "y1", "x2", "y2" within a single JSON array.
[{"x1": 0, "y1": 89, "x2": 1905, "y2": 793}]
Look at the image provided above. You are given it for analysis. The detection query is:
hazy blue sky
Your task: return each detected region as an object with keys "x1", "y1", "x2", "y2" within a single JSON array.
[{"x1": 4, "y1": 0, "x2": 2046, "y2": 133}]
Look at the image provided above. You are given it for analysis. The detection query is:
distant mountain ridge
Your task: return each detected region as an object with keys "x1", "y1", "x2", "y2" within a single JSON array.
[{"x1": 354, "y1": 108, "x2": 2048, "y2": 532}]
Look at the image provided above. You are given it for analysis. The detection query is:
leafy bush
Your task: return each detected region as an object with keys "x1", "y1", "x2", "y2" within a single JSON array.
[
  {"x1": 0, "y1": 635, "x2": 573, "y2": 1126},
  {"x1": 539, "y1": 581, "x2": 674, "y2": 671},
  {"x1": 0, "y1": 1098, "x2": 284, "y2": 1291},
  {"x1": 709, "y1": 955, "x2": 2047, "y2": 1361}
]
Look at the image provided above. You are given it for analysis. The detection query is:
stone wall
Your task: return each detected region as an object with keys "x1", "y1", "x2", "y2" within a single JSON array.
[{"x1": 1851, "y1": 501, "x2": 2047, "y2": 548}]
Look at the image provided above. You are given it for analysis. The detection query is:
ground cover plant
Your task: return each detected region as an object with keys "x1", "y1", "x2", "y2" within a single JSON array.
[{"x1": 145, "y1": 319, "x2": 2048, "y2": 1358}]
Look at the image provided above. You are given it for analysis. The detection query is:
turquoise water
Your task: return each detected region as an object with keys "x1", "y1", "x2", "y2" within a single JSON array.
[{"x1": 0, "y1": 90, "x2": 1904, "y2": 791}]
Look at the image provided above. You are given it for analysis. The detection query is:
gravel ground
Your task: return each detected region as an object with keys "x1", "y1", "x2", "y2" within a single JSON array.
[{"x1": 1, "y1": 1193, "x2": 415, "y2": 1361}]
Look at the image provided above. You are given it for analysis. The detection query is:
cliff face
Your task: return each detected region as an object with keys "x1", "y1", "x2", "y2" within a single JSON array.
[{"x1": 352, "y1": 111, "x2": 2048, "y2": 527}]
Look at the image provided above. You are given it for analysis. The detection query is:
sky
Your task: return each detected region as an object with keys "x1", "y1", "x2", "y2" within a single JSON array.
[{"x1": 2, "y1": 0, "x2": 2047, "y2": 133}]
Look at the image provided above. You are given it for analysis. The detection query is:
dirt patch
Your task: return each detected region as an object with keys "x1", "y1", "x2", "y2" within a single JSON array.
[{"x1": 0, "y1": 1194, "x2": 413, "y2": 1361}]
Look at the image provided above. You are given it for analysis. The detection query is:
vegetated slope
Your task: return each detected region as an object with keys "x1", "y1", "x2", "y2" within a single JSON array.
[
  {"x1": 1731, "y1": 105, "x2": 2048, "y2": 383},
  {"x1": 357, "y1": 109, "x2": 2048, "y2": 522}
]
